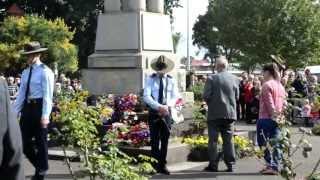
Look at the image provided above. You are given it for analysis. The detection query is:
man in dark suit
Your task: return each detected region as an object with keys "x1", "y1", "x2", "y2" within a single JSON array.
[
  {"x1": 0, "y1": 78, "x2": 25, "y2": 180},
  {"x1": 203, "y1": 56, "x2": 239, "y2": 172}
]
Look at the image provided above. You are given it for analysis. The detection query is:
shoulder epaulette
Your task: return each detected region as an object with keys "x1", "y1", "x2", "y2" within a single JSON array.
[
  {"x1": 167, "y1": 75, "x2": 172, "y2": 79},
  {"x1": 151, "y1": 73, "x2": 157, "y2": 78},
  {"x1": 40, "y1": 64, "x2": 46, "y2": 68}
]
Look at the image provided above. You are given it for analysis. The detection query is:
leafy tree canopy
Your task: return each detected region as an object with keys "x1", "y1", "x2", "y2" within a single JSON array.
[
  {"x1": 0, "y1": 15, "x2": 78, "y2": 73},
  {"x1": 0, "y1": 0, "x2": 181, "y2": 72},
  {"x1": 193, "y1": 0, "x2": 320, "y2": 70}
]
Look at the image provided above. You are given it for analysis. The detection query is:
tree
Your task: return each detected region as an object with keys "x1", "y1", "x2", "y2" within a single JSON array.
[
  {"x1": 0, "y1": 15, "x2": 78, "y2": 73},
  {"x1": 193, "y1": 0, "x2": 320, "y2": 69},
  {"x1": 0, "y1": 0, "x2": 181, "y2": 71},
  {"x1": 172, "y1": 32, "x2": 182, "y2": 54}
]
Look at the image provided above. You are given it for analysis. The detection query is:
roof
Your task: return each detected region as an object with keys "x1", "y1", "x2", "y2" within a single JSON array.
[
  {"x1": 191, "y1": 59, "x2": 211, "y2": 67},
  {"x1": 7, "y1": 4, "x2": 24, "y2": 16}
]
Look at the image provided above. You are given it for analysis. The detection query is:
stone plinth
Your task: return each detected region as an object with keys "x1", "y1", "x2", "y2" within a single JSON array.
[
  {"x1": 104, "y1": 0, "x2": 121, "y2": 12},
  {"x1": 126, "y1": 0, "x2": 146, "y2": 11},
  {"x1": 94, "y1": 12, "x2": 173, "y2": 52},
  {"x1": 147, "y1": 0, "x2": 164, "y2": 13},
  {"x1": 82, "y1": 11, "x2": 186, "y2": 95}
]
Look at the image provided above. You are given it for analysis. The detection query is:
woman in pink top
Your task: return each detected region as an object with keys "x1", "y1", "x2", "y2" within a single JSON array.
[{"x1": 257, "y1": 63, "x2": 286, "y2": 175}]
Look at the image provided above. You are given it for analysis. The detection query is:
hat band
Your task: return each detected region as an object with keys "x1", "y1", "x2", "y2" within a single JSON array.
[{"x1": 24, "y1": 44, "x2": 41, "y2": 52}]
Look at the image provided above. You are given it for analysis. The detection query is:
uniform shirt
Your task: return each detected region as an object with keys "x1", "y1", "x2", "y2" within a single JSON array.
[
  {"x1": 143, "y1": 74, "x2": 180, "y2": 111},
  {"x1": 14, "y1": 60, "x2": 55, "y2": 119}
]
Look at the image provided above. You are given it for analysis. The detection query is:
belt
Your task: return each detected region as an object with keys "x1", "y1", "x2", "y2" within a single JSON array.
[{"x1": 26, "y1": 98, "x2": 43, "y2": 104}]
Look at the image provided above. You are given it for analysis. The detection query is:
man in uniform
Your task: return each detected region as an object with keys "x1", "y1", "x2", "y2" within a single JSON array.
[
  {"x1": 143, "y1": 55, "x2": 180, "y2": 175},
  {"x1": 0, "y1": 78, "x2": 24, "y2": 180},
  {"x1": 15, "y1": 41, "x2": 55, "y2": 180}
]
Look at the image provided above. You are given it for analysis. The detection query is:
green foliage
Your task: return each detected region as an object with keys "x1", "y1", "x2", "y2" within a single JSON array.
[
  {"x1": 191, "y1": 82, "x2": 205, "y2": 102},
  {"x1": 312, "y1": 125, "x2": 320, "y2": 136},
  {"x1": 0, "y1": 1, "x2": 181, "y2": 69},
  {"x1": 191, "y1": 105, "x2": 207, "y2": 134},
  {"x1": 93, "y1": 130, "x2": 155, "y2": 180},
  {"x1": 308, "y1": 174, "x2": 320, "y2": 180},
  {"x1": 0, "y1": 15, "x2": 78, "y2": 72},
  {"x1": 193, "y1": 0, "x2": 320, "y2": 69},
  {"x1": 172, "y1": 32, "x2": 182, "y2": 54},
  {"x1": 165, "y1": 0, "x2": 181, "y2": 23},
  {"x1": 52, "y1": 91, "x2": 154, "y2": 180}
]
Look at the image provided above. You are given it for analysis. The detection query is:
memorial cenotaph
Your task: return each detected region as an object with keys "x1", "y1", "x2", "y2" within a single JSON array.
[{"x1": 82, "y1": 0, "x2": 186, "y2": 95}]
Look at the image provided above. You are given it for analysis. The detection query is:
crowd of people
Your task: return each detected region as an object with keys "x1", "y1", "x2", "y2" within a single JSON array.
[
  {"x1": 238, "y1": 68, "x2": 320, "y2": 127},
  {"x1": 0, "y1": 73, "x2": 83, "y2": 102}
]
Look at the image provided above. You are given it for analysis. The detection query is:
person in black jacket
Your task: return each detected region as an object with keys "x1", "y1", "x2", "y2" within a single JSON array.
[
  {"x1": 0, "y1": 79, "x2": 25, "y2": 180},
  {"x1": 291, "y1": 73, "x2": 307, "y2": 97}
]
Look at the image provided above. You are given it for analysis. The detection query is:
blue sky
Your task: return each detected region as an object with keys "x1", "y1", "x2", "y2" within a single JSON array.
[{"x1": 172, "y1": 0, "x2": 209, "y2": 59}]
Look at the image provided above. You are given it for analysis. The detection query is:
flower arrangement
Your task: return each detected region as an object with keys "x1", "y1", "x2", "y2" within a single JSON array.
[
  {"x1": 182, "y1": 135, "x2": 255, "y2": 160},
  {"x1": 128, "y1": 122, "x2": 150, "y2": 147},
  {"x1": 112, "y1": 122, "x2": 150, "y2": 148},
  {"x1": 111, "y1": 94, "x2": 139, "y2": 122}
]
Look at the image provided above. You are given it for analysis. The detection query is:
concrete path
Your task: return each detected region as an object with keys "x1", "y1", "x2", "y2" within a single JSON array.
[{"x1": 23, "y1": 125, "x2": 320, "y2": 180}]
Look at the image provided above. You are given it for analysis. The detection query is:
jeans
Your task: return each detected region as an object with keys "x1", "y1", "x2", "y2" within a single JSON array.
[
  {"x1": 257, "y1": 119, "x2": 281, "y2": 171},
  {"x1": 207, "y1": 120, "x2": 236, "y2": 168}
]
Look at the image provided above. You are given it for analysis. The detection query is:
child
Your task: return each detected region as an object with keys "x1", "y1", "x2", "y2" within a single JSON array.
[{"x1": 302, "y1": 99, "x2": 311, "y2": 127}]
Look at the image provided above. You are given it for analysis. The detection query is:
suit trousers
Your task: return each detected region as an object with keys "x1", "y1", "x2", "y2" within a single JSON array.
[
  {"x1": 207, "y1": 120, "x2": 236, "y2": 169},
  {"x1": 149, "y1": 112, "x2": 171, "y2": 168},
  {"x1": 20, "y1": 100, "x2": 49, "y2": 173}
]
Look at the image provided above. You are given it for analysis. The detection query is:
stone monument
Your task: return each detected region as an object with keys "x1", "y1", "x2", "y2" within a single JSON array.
[{"x1": 82, "y1": 0, "x2": 186, "y2": 95}]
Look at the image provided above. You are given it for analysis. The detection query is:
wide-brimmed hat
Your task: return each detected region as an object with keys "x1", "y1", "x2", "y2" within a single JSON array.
[
  {"x1": 151, "y1": 55, "x2": 175, "y2": 73},
  {"x1": 270, "y1": 55, "x2": 286, "y2": 70},
  {"x1": 20, "y1": 41, "x2": 48, "y2": 55}
]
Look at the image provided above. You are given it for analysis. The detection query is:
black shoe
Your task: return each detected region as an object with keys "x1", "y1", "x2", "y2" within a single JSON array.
[
  {"x1": 204, "y1": 166, "x2": 218, "y2": 172},
  {"x1": 31, "y1": 175, "x2": 44, "y2": 180},
  {"x1": 157, "y1": 166, "x2": 170, "y2": 175},
  {"x1": 225, "y1": 166, "x2": 235, "y2": 172}
]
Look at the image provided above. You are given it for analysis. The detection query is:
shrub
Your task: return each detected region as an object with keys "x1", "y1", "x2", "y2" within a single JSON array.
[
  {"x1": 191, "y1": 82, "x2": 205, "y2": 102},
  {"x1": 52, "y1": 91, "x2": 154, "y2": 180},
  {"x1": 0, "y1": 15, "x2": 78, "y2": 72},
  {"x1": 312, "y1": 125, "x2": 320, "y2": 136}
]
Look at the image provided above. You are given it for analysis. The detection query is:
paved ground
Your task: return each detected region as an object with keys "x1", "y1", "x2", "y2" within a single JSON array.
[{"x1": 24, "y1": 123, "x2": 320, "y2": 180}]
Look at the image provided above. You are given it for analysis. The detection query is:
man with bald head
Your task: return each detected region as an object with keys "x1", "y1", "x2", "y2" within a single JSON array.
[{"x1": 203, "y1": 56, "x2": 239, "y2": 172}]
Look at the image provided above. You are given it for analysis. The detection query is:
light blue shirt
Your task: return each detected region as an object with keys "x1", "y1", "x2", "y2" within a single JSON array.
[
  {"x1": 143, "y1": 74, "x2": 180, "y2": 110},
  {"x1": 15, "y1": 60, "x2": 55, "y2": 119}
]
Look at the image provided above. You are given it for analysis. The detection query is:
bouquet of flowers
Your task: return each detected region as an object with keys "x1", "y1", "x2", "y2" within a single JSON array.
[
  {"x1": 115, "y1": 122, "x2": 150, "y2": 147},
  {"x1": 128, "y1": 122, "x2": 150, "y2": 147},
  {"x1": 111, "y1": 94, "x2": 139, "y2": 122}
]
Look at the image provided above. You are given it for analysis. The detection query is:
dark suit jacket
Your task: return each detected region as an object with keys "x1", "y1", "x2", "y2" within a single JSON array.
[
  {"x1": 203, "y1": 71, "x2": 240, "y2": 122},
  {"x1": 0, "y1": 79, "x2": 24, "y2": 180}
]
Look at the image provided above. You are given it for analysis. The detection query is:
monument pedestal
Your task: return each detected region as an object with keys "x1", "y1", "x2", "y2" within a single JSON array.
[{"x1": 82, "y1": 11, "x2": 186, "y2": 95}]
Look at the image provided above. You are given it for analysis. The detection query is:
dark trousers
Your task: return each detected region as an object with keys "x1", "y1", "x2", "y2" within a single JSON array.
[
  {"x1": 207, "y1": 120, "x2": 236, "y2": 168},
  {"x1": 236, "y1": 101, "x2": 241, "y2": 120},
  {"x1": 20, "y1": 100, "x2": 49, "y2": 173},
  {"x1": 240, "y1": 99, "x2": 246, "y2": 120},
  {"x1": 257, "y1": 119, "x2": 281, "y2": 171},
  {"x1": 149, "y1": 113, "x2": 170, "y2": 168}
]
